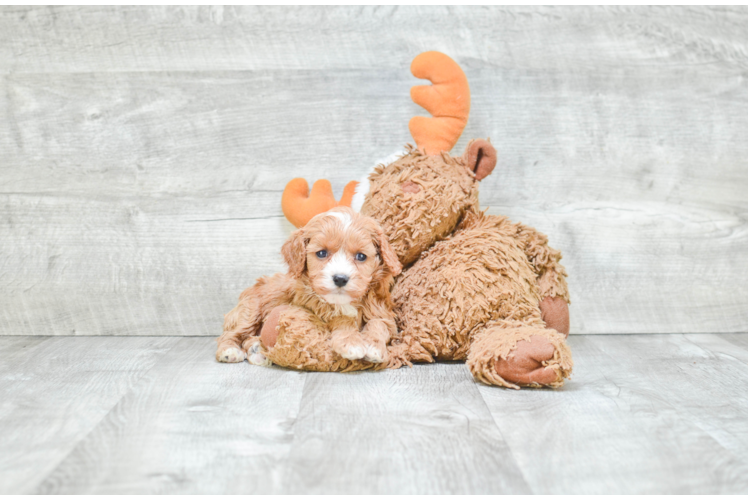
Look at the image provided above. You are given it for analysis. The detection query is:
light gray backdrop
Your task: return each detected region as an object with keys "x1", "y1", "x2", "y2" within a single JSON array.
[{"x1": 1, "y1": 6, "x2": 746, "y2": 336}]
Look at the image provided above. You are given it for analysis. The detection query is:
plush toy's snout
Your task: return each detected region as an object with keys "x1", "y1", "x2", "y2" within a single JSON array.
[{"x1": 401, "y1": 181, "x2": 421, "y2": 194}]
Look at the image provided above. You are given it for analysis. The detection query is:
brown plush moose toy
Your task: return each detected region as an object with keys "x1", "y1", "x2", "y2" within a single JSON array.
[{"x1": 246, "y1": 51, "x2": 573, "y2": 389}]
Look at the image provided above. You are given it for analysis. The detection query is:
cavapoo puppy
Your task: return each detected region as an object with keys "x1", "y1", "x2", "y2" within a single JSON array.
[{"x1": 215, "y1": 207, "x2": 402, "y2": 368}]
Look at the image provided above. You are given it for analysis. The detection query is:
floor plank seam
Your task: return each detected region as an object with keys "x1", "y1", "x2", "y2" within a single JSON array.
[
  {"x1": 274, "y1": 370, "x2": 309, "y2": 494},
  {"x1": 474, "y1": 383, "x2": 541, "y2": 494}
]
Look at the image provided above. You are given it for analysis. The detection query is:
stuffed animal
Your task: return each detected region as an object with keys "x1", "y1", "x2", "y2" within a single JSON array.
[{"x1": 273, "y1": 51, "x2": 573, "y2": 389}]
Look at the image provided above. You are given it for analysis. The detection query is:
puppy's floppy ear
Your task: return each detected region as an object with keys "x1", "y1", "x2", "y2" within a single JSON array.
[
  {"x1": 281, "y1": 228, "x2": 308, "y2": 279},
  {"x1": 376, "y1": 228, "x2": 402, "y2": 276}
]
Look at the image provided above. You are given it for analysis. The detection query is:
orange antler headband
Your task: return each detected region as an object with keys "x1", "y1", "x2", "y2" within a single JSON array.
[
  {"x1": 282, "y1": 51, "x2": 470, "y2": 227},
  {"x1": 409, "y1": 51, "x2": 471, "y2": 155},
  {"x1": 281, "y1": 178, "x2": 358, "y2": 228}
]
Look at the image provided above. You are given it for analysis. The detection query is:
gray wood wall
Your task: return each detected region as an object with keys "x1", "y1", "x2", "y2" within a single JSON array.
[{"x1": 1, "y1": 6, "x2": 746, "y2": 336}]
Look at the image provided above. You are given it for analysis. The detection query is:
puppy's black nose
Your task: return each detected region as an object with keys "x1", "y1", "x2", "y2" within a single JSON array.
[{"x1": 333, "y1": 275, "x2": 349, "y2": 288}]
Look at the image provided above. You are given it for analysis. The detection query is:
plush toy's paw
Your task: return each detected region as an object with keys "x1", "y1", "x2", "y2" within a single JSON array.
[
  {"x1": 494, "y1": 335, "x2": 563, "y2": 387},
  {"x1": 539, "y1": 296, "x2": 570, "y2": 337},
  {"x1": 216, "y1": 346, "x2": 247, "y2": 363},
  {"x1": 467, "y1": 326, "x2": 573, "y2": 389},
  {"x1": 260, "y1": 305, "x2": 290, "y2": 348},
  {"x1": 247, "y1": 340, "x2": 272, "y2": 367}
]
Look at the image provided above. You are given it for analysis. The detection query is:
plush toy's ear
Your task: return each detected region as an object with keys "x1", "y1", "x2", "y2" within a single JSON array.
[
  {"x1": 282, "y1": 178, "x2": 358, "y2": 228},
  {"x1": 281, "y1": 228, "x2": 308, "y2": 279},
  {"x1": 376, "y1": 228, "x2": 402, "y2": 277},
  {"x1": 464, "y1": 139, "x2": 497, "y2": 181},
  {"x1": 409, "y1": 51, "x2": 471, "y2": 155}
]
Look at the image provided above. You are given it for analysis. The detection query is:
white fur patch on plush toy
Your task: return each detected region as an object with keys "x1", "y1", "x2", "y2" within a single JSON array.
[{"x1": 351, "y1": 151, "x2": 405, "y2": 212}]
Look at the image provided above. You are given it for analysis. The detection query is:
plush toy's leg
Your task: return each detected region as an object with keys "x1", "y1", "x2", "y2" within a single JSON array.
[
  {"x1": 539, "y1": 296, "x2": 570, "y2": 337},
  {"x1": 259, "y1": 305, "x2": 382, "y2": 372},
  {"x1": 466, "y1": 320, "x2": 573, "y2": 389},
  {"x1": 512, "y1": 220, "x2": 572, "y2": 336}
]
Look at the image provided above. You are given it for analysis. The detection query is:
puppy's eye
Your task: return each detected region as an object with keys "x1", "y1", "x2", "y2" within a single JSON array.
[
  {"x1": 316, "y1": 250, "x2": 328, "y2": 259},
  {"x1": 355, "y1": 252, "x2": 367, "y2": 262}
]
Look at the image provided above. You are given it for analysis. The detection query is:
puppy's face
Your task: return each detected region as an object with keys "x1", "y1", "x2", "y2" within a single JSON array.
[{"x1": 282, "y1": 207, "x2": 401, "y2": 305}]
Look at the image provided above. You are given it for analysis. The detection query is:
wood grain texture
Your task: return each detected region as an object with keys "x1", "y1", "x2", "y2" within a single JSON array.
[
  {"x1": 1, "y1": 334, "x2": 748, "y2": 493},
  {"x1": 0, "y1": 336, "x2": 177, "y2": 494},
  {"x1": 281, "y1": 364, "x2": 529, "y2": 494},
  {"x1": 1, "y1": 6, "x2": 747, "y2": 74},
  {"x1": 478, "y1": 334, "x2": 748, "y2": 494},
  {"x1": 1, "y1": 6, "x2": 747, "y2": 335},
  {"x1": 34, "y1": 337, "x2": 308, "y2": 494}
]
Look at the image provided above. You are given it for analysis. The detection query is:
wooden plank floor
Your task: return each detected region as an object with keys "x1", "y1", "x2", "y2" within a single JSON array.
[{"x1": 1, "y1": 334, "x2": 747, "y2": 494}]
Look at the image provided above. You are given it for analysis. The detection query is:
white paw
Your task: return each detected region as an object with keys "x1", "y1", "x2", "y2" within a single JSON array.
[
  {"x1": 247, "y1": 341, "x2": 272, "y2": 367},
  {"x1": 338, "y1": 344, "x2": 366, "y2": 360},
  {"x1": 218, "y1": 347, "x2": 246, "y2": 363},
  {"x1": 364, "y1": 344, "x2": 386, "y2": 363}
]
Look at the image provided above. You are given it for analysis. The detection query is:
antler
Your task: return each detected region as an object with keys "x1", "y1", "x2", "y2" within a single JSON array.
[
  {"x1": 409, "y1": 51, "x2": 471, "y2": 155},
  {"x1": 282, "y1": 178, "x2": 358, "y2": 228}
]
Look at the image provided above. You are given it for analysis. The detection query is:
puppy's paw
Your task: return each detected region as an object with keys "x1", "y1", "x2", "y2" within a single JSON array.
[
  {"x1": 336, "y1": 343, "x2": 367, "y2": 360},
  {"x1": 217, "y1": 346, "x2": 246, "y2": 363},
  {"x1": 247, "y1": 341, "x2": 272, "y2": 367},
  {"x1": 363, "y1": 343, "x2": 388, "y2": 363},
  {"x1": 332, "y1": 329, "x2": 369, "y2": 360}
]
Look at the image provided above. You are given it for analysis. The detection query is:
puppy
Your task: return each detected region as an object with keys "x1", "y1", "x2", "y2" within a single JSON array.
[{"x1": 215, "y1": 206, "x2": 402, "y2": 366}]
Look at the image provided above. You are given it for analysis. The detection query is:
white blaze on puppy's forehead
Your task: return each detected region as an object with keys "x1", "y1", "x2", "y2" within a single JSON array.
[{"x1": 326, "y1": 211, "x2": 352, "y2": 229}]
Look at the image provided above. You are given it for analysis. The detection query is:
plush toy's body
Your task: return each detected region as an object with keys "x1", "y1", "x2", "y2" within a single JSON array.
[
  {"x1": 359, "y1": 146, "x2": 572, "y2": 388},
  {"x1": 262, "y1": 51, "x2": 575, "y2": 389}
]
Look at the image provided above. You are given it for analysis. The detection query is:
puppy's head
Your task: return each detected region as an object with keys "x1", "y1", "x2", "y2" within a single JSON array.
[{"x1": 282, "y1": 207, "x2": 401, "y2": 305}]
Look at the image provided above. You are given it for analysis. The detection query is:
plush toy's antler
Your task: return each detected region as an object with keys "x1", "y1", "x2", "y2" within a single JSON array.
[
  {"x1": 282, "y1": 178, "x2": 358, "y2": 228},
  {"x1": 409, "y1": 51, "x2": 471, "y2": 155},
  {"x1": 281, "y1": 51, "x2": 468, "y2": 226}
]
